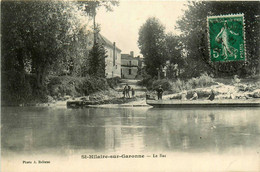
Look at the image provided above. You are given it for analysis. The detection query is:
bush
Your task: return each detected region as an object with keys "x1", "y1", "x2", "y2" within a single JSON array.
[
  {"x1": 83, "y1": 77, "x2": 109, "y2": 93},
  {"x1": 107, "y1": 77, "x2": 121, "y2": 89},
  {"x1": 168, "y1": 73, "x2": 215, "y2": 94},
  {"x1": 171, "y1": 79, "x2": 186, "y2": 93},
  {"x1": 185, "y1": 73, "x2": 215, "y2": 89},
  {"x1": 186, "y1": 77, "x2": 199, "y2": 89},
  {"x1": 47, "y1": 76, "x2": 76, "y2": 97},
  {"x1": 138, "y1": 73, "x2": 215, "y2": 93},
  {"x1": 152, "y1": 79, "x2": 172, "y2": 91},
  {"x1": 232, "y1": 75, "x2": 241, "y2": 84},
  {"x1": 137, "y1": 75, "x2": 154, "y2": 89},
  {"x1": 47, "y1": 75, "x2": 111, "y2": 99},
  {"x1": 1, "y1": 71, "x2": 48, "y2": 105},
  {"x1": 198, "y1": 73, "x2": 213, "y2": 87}
]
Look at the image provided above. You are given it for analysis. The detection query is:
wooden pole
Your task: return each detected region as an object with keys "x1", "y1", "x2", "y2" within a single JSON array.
[{"x1": 93, "y1": 7, "x2": 96, "y2": 45}]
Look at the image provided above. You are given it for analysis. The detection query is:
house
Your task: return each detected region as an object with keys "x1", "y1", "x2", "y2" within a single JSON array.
[
  {"x1": 98, "y1": 34, "x2": 121, "y2": 78},
  {"x1": 121, "y1": 51, "x2": 139, "y2": 79}
]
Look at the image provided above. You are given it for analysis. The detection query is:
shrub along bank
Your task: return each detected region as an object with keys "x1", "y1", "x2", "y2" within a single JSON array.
[
  {"x1": 138, "y1": 73, "x2": 216, "y2": 93},
  {"x1": 47, "y1": 76, "x2": 110, "y2": 98},
  {"x1": 1, "y1": 71, "x2": 121, "y2": 106},
  {"x1": 141, "y1": 73, "x2": 260, "y2": 100}
]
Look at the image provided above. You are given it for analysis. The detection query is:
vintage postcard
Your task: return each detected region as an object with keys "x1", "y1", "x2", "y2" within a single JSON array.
[{"x1": 1, "y1": 1, "x2": 260, "y2": 172}]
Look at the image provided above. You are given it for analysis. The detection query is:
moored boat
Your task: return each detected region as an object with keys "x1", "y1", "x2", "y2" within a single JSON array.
[{"x1": 146, "y1": 98, "x2": 260, "y2": 108}]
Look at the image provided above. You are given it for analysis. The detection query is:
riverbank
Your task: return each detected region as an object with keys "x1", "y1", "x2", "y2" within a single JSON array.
[
  {"x1": 1, "y1": 74, "x2": 122, "y2": 106},
  {"x1": 148, "y1": 82, "x2": 260, "y2": 101},
  {"x1": 144, "y1": 75, "x2": 260, "y2": 101},
  {"x1": 3, "y1": 74, "x2": 260, "y2": 107},
  {"x1": 67, "y1": 81, "x2": 260, "y2": 108},
  {"x1": 31, "y1": 89, "x2": 147, "y2": 108}
]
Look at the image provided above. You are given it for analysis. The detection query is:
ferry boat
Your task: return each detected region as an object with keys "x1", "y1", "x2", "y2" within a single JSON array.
[{"x1": 146, "y1": 98, "x2": 260, "y2": 108}]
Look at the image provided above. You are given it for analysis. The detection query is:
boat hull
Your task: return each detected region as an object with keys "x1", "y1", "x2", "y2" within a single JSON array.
[{"x1": 146, "y1": 99, "x2": 260, "y2": 108}]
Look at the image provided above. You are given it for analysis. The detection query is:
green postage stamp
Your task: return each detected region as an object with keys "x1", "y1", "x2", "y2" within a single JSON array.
[{"x1": 207, "y1": 14, "x2": 246, "y2": 62}]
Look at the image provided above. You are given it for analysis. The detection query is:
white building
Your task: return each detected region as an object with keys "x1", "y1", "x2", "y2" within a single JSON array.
[
  {"x1": 121, "y1": 51, "x2": 139, "y2": 79},
  {"x1": 98, "y1": 34, "x2": 121, "y2": 78}
]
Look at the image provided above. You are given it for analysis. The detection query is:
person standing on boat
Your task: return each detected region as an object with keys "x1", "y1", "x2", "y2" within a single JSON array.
[
  {"x1": 190, "y1": 91, "x2": 198, "y2": 100},
  {"x1": 131, "y1": 88, "x2": 135, "y2": 98},
  {"x1": 123, "y1": 87, "x2": 126, "y2": 98},
  {"x1": 156, "y1": 85, "x2": 164, "y2": 100},
  {"x1": 208, "y1": 89, "x2": 215, "y2": 101}
]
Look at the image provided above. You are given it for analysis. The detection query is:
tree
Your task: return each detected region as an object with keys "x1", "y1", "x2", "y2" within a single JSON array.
[
  {"x1": 164, "y1": 33, "x2": 185, "y2": 79},
  {"x1": 176, "y1": 1, "x2": 260, "y2": 77},
  {"x1": 78, "y1": 0, "x2": 119, "y2": 77},
  {"x1": 138, "y1": 17, "x2": 167, "y2": 78},
  {"x1": 52, "y1": 29, "x2": 93, "y2": 77},
  {"x1": 88, "y1": 42, "x2": 107, "y2": 78},
  {"x1": 79, "y1": 0, "x2": 119, "y2": 44},
  {"x1": 2, "y1": 1, "x2": 92, "y2": 88},
  {"x1": 81, "y1": 0, "x2": 119, "y2": 16}
]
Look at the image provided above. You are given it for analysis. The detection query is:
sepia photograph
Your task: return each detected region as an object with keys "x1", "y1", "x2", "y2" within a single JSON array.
[{"x1": 1, "y1": 0, "x2": 260, "y2": 171}]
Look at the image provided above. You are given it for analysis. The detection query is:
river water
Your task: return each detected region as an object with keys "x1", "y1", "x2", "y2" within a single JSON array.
[{"x1": 1, "y1": 106, "x2": 260, "y2": 171}]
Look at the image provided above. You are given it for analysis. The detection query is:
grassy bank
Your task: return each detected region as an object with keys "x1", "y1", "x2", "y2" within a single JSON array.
[
  {"x1": 138, "y1": 73, "x2": 216, "y2": 93},
  {"x1": 1, "y1": 71, "x2": 122, "y2": 106},
  {"x1": 140, "y1": 73, "x2": 260, "y2": 100},
  {"x1": 2, "y1": 71, "x2": 259, "y2": 106}
]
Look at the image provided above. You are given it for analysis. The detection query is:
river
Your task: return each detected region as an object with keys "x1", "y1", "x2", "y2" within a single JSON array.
[{"x1": 1, "y1": 106, "x2": 260, "y2": 171}]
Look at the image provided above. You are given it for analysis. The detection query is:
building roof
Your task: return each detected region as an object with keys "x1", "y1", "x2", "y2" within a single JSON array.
[
  {"x1": 98, "y1": 34, "x2": 121, "y2": 52},
  {"x1": 121, "y1": 54, "x2": 138, "y2": 60}
]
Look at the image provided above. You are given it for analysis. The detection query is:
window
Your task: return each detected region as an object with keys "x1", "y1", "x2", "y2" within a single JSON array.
[
  {"x1": 129, "y1": 69, "x2": 131, "y2": 75},
  {"x1": 129, "y1": 61, "x2": 131, "y2": 66},
  {"x1": 116, "y1": 65, "x2": 117, "y2": 69}
]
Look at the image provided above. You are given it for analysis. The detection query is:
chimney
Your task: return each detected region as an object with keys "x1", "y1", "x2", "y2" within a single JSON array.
[
  {"x1": 130, "y1": 51, "x2": 134, "y2": 58},
  {"x1": 113, "y1": 42, "x2": 116, "y2": 66}
]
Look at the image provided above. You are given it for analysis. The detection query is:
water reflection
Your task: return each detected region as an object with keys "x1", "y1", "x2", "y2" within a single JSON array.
[{"x1": 1, "y1": 107, "x2": 260, "y2": 155}]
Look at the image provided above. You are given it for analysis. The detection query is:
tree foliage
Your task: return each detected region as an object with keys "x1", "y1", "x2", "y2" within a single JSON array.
[
  {"x1": 165, "y1": 33, "x2": 185, "y2": 78},
  {"x1": 1, "y1": 1, "x2": 93, "y2": 104},
  {"x1": 176, "y1": 1, "x2": 260, "y2": 77},
  {"x1": 78, "y1": 1, "x2": 119, "y2": 78},
  {"x1": 2, "y1": 1, "x2": 92, "y2": 88},
  {"x1": 138, "y1": 17, "x2": 167, "y2": 77},
  {"x1": 138, "y1": 17, "x2": 185, "y2": 79},
  {"x1": 88, "y1": 42, "x2": 107, "y2": 78},
  {"x1": 81, "y1": 0, "x2": 119, "y2": 16},
  {"x1": 1, "y1": 1, "x2": 120, "y2": 104}
]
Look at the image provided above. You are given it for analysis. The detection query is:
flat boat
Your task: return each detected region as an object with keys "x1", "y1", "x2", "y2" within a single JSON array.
[{"x1": 146, "y1": 98, "x2": 260, "y2": 108}]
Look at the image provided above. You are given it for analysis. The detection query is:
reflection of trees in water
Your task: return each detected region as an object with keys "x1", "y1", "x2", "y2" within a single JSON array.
[
  {"x1": 143, "y1": 109, "x2": 260, "y2": 152},
  {"x1": 121, "y1": 108, "x2": 134, "y2": 126},
  {"x1": 2, "y1": 108, "x2": 108, "y2": 153},
  {"x1": 1, "y1": 107, "x2": 260, "y2": 154},
  {"x1": 114, "y1": 108, "x2": 147, "y2": 152}
]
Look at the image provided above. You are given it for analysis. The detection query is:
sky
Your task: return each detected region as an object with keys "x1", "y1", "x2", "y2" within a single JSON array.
[{"x1": 96, "y1": 1, "x2": 188, "y2": 57}]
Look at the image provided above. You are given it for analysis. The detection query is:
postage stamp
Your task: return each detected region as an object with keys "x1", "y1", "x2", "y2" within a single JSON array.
[{"x1": 207, "y1": 14, "x2": 246, "y2": 62}]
